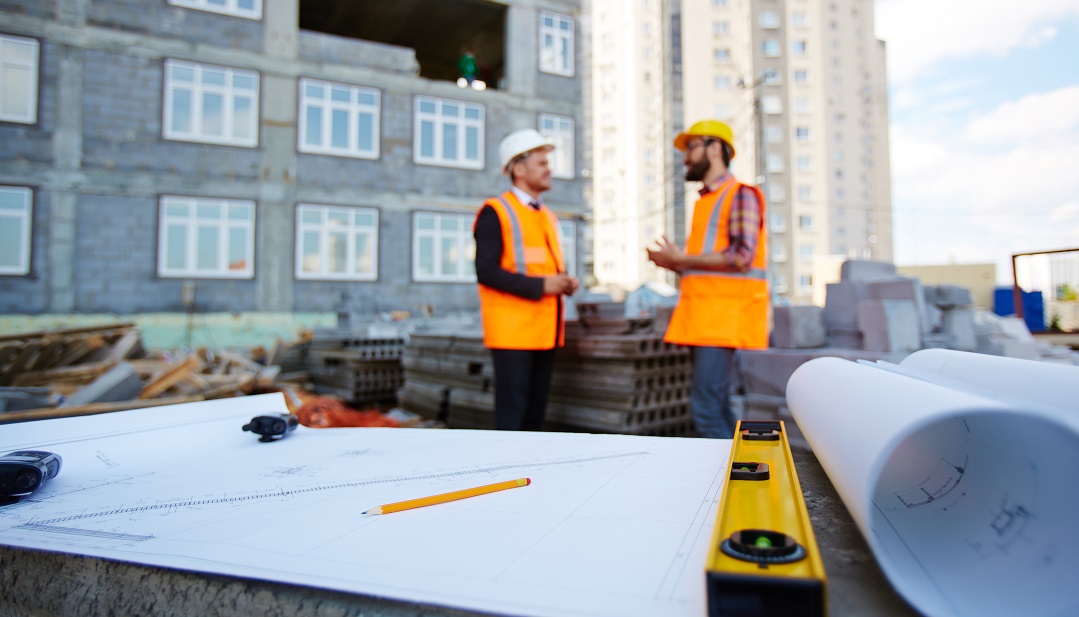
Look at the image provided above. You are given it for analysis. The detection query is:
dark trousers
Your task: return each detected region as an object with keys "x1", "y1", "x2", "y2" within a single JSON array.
[
  {"x1": 490, "y1": 348, "x2": 556, "y2": 431},
  {"x1": 689, "y1": 346, "x2": 737, "y2": 438}
]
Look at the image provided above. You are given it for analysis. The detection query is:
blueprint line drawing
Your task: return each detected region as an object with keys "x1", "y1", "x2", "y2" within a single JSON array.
[
  {"x1": 788, "y1": 350, "x2": 1079, "y2": 617},
  {"x1": 0, "y1": 394, "x2": 730, "y2": 617}
]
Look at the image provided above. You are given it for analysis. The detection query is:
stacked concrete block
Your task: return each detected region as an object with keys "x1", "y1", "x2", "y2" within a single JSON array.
[
  {"x1": 857, "y1": 300, "x2": 922, "y2": 353},
  {"x1": 839, "y1": 260, "x2": 899, "y2": 282},
  {"x1": 867, "y1": 278, "x2": 929, "y2": 339},
  {"x1": 771, "y1": 306, "x2": 826, "y2": 349},
  {"x1": 399, "y1": 315, "x2": 695, "y2": 437},
  {"x1": 940, "y1": 308, "x2": 977, "y2": 351},
  {"x1": 298, "y1": 336, "x2": 406, "y2": 406},
  {"x1": 823, "y1": 282, "x2": 868, "y2": 348}
]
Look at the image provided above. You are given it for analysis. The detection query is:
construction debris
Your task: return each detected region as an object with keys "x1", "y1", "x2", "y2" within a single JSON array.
[
  {"x1": 278, "y1": 335, "x2": 405, "y2": 407},
  {"x1": 0, "y1": 324, "x2": 301, "y2": 424},
  {"x1": 398, "y1": 303, "x2": 695, "y2": 437}
]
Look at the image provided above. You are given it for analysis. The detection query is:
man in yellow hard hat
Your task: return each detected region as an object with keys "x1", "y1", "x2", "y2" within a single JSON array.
[
  {"x1": 473, "y1": 129, "x2": 579, "y2": 431},
  {"x1": 647, "y1": 119, "x2": 768, "y2": 438}
]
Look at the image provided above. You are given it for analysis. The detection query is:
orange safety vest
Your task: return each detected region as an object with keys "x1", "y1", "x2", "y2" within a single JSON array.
[
  {"x1": 664, "y1": 177, "x2": 769, "y2": 349},
  {"x1": 474, "y1": 191, "x2": 566, "y2": 350}
]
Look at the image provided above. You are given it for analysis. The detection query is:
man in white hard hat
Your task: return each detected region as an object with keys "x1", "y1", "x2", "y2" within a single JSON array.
[
  {"x1": 647, "y1": 119, "x2": 768, "y2": 438},
  {"x1": 473, "y1": 128, "x2": 579, "y2": 431}
]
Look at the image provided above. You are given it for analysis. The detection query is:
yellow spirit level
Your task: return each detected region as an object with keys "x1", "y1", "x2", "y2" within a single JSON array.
[{"x1": 706, "y1": 420, "x2": 827, "y2": 616}]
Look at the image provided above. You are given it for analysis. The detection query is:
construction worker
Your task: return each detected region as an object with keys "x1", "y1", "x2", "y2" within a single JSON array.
[
  {"x1": 646, "y1": 120, "x2": 768, "y2": 438},
  {"x1": 474, "y1": 129, "x2": 579, "y2": 431}
]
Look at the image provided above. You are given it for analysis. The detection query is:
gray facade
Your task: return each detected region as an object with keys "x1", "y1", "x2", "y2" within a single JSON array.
[{"x1": 0, "y1": 0, "x2": 587, "y2": 316}]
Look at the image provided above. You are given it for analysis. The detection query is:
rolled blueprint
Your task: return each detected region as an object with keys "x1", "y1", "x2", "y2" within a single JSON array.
[{"x1": 787, "y1": 352, "x2": 1079, "y2": 617}]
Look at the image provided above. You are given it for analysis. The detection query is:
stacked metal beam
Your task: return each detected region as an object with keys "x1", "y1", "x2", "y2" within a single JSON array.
[
  {"x1": 299, "y1": 336, "x2": 406, "y2": 406},
  {"x1": 399, "y1": 304, "x2": 695, "y2": 436}
]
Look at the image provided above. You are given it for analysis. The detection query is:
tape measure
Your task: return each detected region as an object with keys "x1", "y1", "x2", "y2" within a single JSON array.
[{"x1": 706, "y1": 420, "x2": 827, "y2": 616}]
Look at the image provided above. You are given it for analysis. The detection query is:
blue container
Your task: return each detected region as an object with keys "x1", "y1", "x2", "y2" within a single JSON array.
[{"x1": 993, "y1": 287, "x2": 1046, "y2": 332}]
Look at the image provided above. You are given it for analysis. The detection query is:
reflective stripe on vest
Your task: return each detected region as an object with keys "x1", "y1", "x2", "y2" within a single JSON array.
[
  {"x1": 683, "y1": 268, "x2": 768, "y2": 280},
  {"x1": 496, "y1": 196, "x2": 527, "y2": 275},
  {"x1": 700, "y1": 181, "x2": 737, "y2": 254}
]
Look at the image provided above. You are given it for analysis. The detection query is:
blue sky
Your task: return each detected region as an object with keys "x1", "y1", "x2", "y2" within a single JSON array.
[{"x1": 875, "y1": 0, "x2": 1079, "y2": 282}]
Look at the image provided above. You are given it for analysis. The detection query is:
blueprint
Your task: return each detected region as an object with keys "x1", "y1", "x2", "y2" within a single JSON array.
[
  {"x1": 787, "y1": 349, "x2": 1079, "y2": 617},
  {"x1": 0, "y1": 394, "x2": 730, "y2": 617}
]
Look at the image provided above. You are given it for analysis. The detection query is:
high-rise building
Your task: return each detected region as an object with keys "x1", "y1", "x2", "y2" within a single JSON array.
[
  {"x1": 0, "y1": 0, "x2": 586, "y2": 317},
  {"x1": 587, "y1": 0, "x2": 683, "y2": 292},
  {"x1": 681, "y1": 0, "x2": 892, "y2": 304}
]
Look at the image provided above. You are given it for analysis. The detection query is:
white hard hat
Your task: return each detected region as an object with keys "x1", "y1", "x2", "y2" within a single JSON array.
[{"x1": 498, "y1": 129, "x2": 555, "y2": 173}]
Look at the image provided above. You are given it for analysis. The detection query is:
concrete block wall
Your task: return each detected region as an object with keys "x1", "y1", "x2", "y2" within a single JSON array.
[
  {"x1": 81, "y1": 50, "x2": 262, "y2": 180},
  {"x1": 0, "y1": 0, "x2": 53, "y2": 19},
  {"x1": 0, "y1": 39, "x2": 57, "y2": 165},
  {"x1": 87, "y1": 0, "x2": 264, "y2": 52},
  {"x1": 72, "y1": 195, "x2": 258, "y2": 312},
  {"x1": 0, "y1": 188, "x2": 50, "y2": 313},
  {"x1": 297, "y1": 31, "x2": 419, "y2": 74},
  {"x1": 0, "y1": 0, "x2": 586, "y2": 317}
]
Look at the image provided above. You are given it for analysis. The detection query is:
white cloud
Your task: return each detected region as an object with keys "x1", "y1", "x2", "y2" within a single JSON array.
[
  {"x1": 875, "y1": 0, "x2": 1079, "y2": 83},
  {"x1": 1049, "y1": 202, "x2": 1079, "y2": 223},
  {"x1": 890, "y1": 85, "x2": 1079, "y2": 270},
  {"x1": 964, "y1": 86, "x2": 1079, "y2": 146}
]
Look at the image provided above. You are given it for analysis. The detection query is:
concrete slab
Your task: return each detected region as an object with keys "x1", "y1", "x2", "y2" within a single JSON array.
[
  {"x1": 840, "y1": 260, "x2": 899, "y2": 282},
  {"x1": 59, "y1": 362, "x2": 143, "y2": 408},
  {"x1": 857, "y1": 299, "x2": 921, "y2": 353},
  {"x1": 824, "y1": 282, "x2": 870, "y2": 332},
  {"x1": 771, "y1": 306, "x2": 827, "y2": 349},
  {"x1": 941, "y1": 308, "x2": 977, "y2": 351}
]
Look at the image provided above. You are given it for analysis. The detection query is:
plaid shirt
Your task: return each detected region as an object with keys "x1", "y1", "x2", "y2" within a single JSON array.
[{"x1": 699, "y1": 172, "x2": 762, "y2": 272}]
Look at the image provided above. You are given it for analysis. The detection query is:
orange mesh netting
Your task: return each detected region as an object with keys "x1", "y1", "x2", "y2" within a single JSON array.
[{"x1": 295, "y1": 396, "x2": 400, "y2": 429}]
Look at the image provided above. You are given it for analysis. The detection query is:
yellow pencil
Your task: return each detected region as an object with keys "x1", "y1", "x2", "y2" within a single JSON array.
[{"x1": 362, "y1": 478, "x2": 531, "y2": 515}]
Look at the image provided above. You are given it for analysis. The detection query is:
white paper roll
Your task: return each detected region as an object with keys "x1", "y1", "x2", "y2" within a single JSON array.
[{"x1": 787, "y1": 355, "x2": 1079, "y2": 617}]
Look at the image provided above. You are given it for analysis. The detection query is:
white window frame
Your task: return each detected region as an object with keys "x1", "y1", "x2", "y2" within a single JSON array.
[
  {"x1": 772, "y1": 244, "x2": 787, "y2": 263},
  {"x1": 795, "y1": 126, "x2": 811, "y2": 142},
  {"x1": 713, "y1": 21, "x2": 730, "y2": 36},
  {"x1": 298, "y1": 78, "x2": 380, "y2": 160},
  {"x1": 163, "y1": 59, "x2": 259, "y2": 147},
  {"x1": 794, "y1": 97, "x2": 812, "y2": 114},
  {"x1": 764, "y1": 125, "x2": 783, "y2": 143},
  {"x1": 559, "y1": 220, "x2": 577, "y2": 277},
  {"x1": 799, "y1": 214, "x2": 814, "y2": 231},
  {"x1": 714, "y1": 48, "x2": 731, "y2": 63},
  {"x1": 768, "y1": 183, "x2": 785, "y2": 203},
  {"x1": 413, "y1": 96, "x2": 485, "y2": 170},
  {"x1": 0, "y1": 186, "x2": 32, "y2": 275},
  {"x1": 773, "y1": 273, "x2": 788, "y2": 294},
  {"x1": 762, "y1": 68, "x2": 781, "y2": 85},
  {"x1": 762, "y1": 95, "x2": 783, "y2": 114},
  {"x1": 540, "y1": 11, "x2": 575, "y2": 77},
  {"x1": 759, "y1": 11, "x2": 781, "y2": 28},
  {"x1": 412, "y1": 211, "x2": 476, "y2": 283},
  {"x1": 797, "y1": 185, "x2": 814, "y2": 202},
  {"x1": 766, "y1": 153, "x2": 785, "y2": 172},
  {"x1": 157, "y1": 196, "x2": 255, "y2": 279},
  {"x1": 168, "y1": 0, "x2": 262, "y2": 20},
  {"x1": 798, "y1": 274, "x2": 812, "y2": 291},
  {"x1": 763, "y1": 39, "x2": 781, "y2": 57},
  {"x1": 797, "y1": 155, "x2": 813, "y2": 173},
  {"x1": 539, "y1": 113, "x2": 575, "y2": 179},
  {"x1": 0, "y1": 34, "x2": 39, "y2": 124},
  {"x1": 769, "y1": 212, "x2": 787, "y2": 233},
  {"x1": 798, "y1": 244, "x2": 814, "y2": 263},
  {"x1": 792, "y1": 11, "x2": 808, "y2": 28},
  {"x1": 794, "y1": 69, "x2": 809, "y2": 85},
  {"x1": 792, "y1": 40, "x2": 808, "y2": 56},
  {"x1": 295, "y1": 203, "x2": 379, "y2": 281},
  {"x1": 714, "y1": 75, "x2": 733, "y2": 90}
]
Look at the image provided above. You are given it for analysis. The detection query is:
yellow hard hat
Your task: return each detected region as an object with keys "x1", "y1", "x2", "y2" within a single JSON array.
[{"x1": 673, "y1": 119, "x2": 736, "y2": 157}]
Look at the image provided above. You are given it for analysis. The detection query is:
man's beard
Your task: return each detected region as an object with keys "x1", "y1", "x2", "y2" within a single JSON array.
[{"x1": 684, "y1": 157, "x2": 710, "y2": 182}]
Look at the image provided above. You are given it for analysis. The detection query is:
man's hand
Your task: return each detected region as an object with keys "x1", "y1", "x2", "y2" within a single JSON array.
[
  {"x1": 646, "y1": 236, "x2": 686, "y2": 272},
  {"x1": 543, "y1": 274, "x2": 580, "y2": 296}
]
